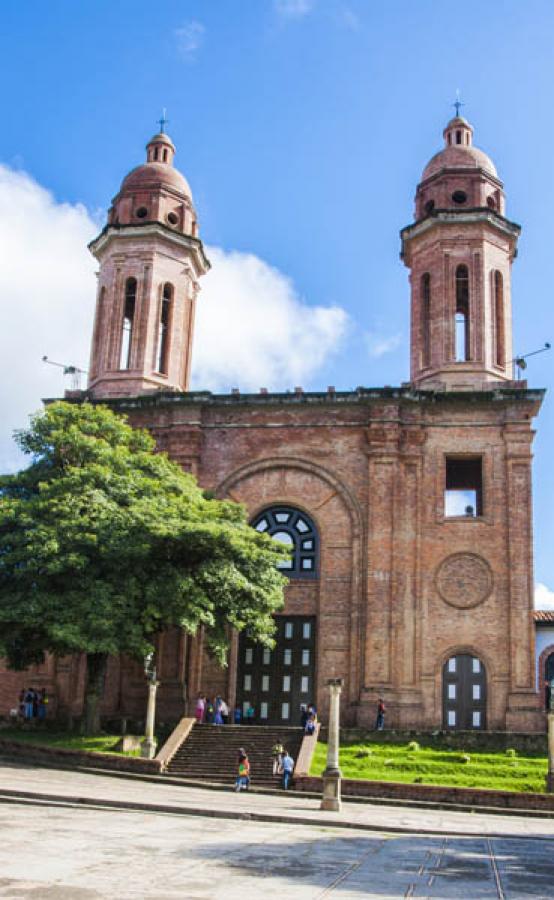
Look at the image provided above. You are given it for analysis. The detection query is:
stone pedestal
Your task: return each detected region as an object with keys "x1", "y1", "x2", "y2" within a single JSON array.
[{"x1": 321, "y1": 678, "x2": 343, "y2": 812}]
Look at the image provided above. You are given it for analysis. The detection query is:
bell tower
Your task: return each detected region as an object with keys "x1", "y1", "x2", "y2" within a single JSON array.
[
  {"x1": 401, "y1": 115, "x2": 520, "y2": 389},
  {"x1": 87, "y1": 129, "x2": 210, "y2": 398}
]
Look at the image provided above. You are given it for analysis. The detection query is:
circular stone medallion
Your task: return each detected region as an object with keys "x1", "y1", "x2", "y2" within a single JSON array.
[{"x1": 435, "y1": 553, "x2": 493, "y2": 609}]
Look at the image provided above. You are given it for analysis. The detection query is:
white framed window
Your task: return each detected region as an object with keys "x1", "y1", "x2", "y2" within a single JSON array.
[
  {"x1": 262, "y1": 675, "x2": 270, "y2": 692},
  {"x1": 284, "y1": 649, "x2": 292, "y2": 666},
  {"x1": 263, "y1": 648, "x2": 271, "y2": 665},
  {"x1": 301, "y1": 676, "x2": 309, "y2": 693},
  {"x1": 284, "y1": 622, "x2": 293, "y2": 639},
  {"x1": 302, "y1": 649, "x2": 310, "y2": 666},
  {"x1": 448, "y1": 710, "x2": 456, "y2": 726},
  {"x1": 448, "y1": 684, "x2": 456, "y2": 700},
  {"x1": 448, "y1": 658, "x2": 456, "y2": 673},
  {"x1": 472, "y1": 658, "x2": 481, "y2": 673},
  {"x1": 245, "y1": 648, "x2": 253, "y2": 665},
  {"x1": 281, "y1": 702, "x2": 290, "y2": 719},
  {"x1": 243, "y1": 674, "x2": 251, "y2": 691},
  {"x1": 260, "y1": 702, "x2": 268, "y2": 719},
  {"x1": 302, "y1": 622, "x2": 311, "y2": 639},
  {"x1": 282, "y1": 675, "x2": 291, "y2": 692},
  {"x1": 472, "y1": 711, "x2": 481, "y2": 727},
  {"x1": 472, "y1": 684, "x2": 481, "y2": 700}
]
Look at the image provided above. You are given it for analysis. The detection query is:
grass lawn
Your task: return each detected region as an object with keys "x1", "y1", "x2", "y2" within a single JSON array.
[
  {"x1": 310, "y1": 739, "x2": 549, "y2": 793},
  {"x1": 0, "y1": 728, "x2": 139, "y2": 756}
]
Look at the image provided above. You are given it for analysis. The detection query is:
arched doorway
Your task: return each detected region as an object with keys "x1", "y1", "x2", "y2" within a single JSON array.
[
  {"x1": 442, "y1": 653, "x2": 487, "y2": 730},
  {"x1": 235, "y1": 505, "x2": 318, "y2": 725},
  {"x1": 545, "y1": 651, "x2": 554, "y2": 708}
]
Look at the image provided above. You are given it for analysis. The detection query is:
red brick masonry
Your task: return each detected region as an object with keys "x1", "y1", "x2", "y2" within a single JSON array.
[{"x1": 295, "y1": 775, "x2": 554, "y2": 812}]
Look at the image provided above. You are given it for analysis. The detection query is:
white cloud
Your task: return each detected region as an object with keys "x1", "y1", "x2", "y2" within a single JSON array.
[
  {"x1": 175, "y1": 20, "x2": 205, "y2": 62},
  {"x1": 339, "y1": 7, "x2": 360, "y2": 30},
  {"x1": 0, "y1": 165, "x2": 349, "y2": 472},
  {"x1": 274, "y1": 0, "x2": 316, "y2": 19},
  {"x1": 0, "y1": 165, "x2": 97, "y2": 471},
  {"x1": 192, "y1": 247, "x2": 348, "y2": 392},
  {"x1": 535, "y1": 583, "x2": 554, "y2": 611},
  {"x1": 364, "y1": 331, "x2": 403, "y2": 359}
]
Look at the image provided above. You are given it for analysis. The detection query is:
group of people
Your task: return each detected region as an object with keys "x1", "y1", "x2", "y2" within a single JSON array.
[
  {"x1": 195, "y1": 695, "x2": 257, "y2": 726},
  {"x1": 235, "y1": 742, "x2": 295, "y2": 792},
  {"x1": 300, "y1": 703, "x2": 317, "y2": 734},
  {"x1": 194, "y1": 695, "x2": 230, "y2": 725},
  {"x1": 14, "y1": 687, "x2": 49, "y2": 721},
  {"x1": 270, "y1": 741, "x2": 295, "y2": 789}
]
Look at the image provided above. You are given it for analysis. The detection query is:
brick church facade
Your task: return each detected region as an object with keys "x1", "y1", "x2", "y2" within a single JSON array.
[{"x1": 1, "y1": 118, "x2": 546, "y2": 731}]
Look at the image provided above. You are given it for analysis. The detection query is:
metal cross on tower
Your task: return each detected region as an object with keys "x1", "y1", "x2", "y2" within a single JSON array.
[
  {"x1": 157, "y1": 108, "x2": 169, "y2": 133},
  {"x1": 453, "y1": 91, "x2": 464, "y2": 117}
]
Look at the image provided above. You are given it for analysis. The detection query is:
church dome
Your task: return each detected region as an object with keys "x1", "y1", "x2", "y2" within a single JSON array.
[
  {"x1": 119, "y1": 131, "x2": 192, "y2": 199},
  {"x1": 421, "y1": 116, "x2": 498, "y2": 181},
  {"x1": 120, "y1": 162, "x2": 192, "y2": 198}
]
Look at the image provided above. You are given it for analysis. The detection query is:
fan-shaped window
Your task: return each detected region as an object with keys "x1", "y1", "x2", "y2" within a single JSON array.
[
  {"x1": 252, "y1": 507, "x2": 318, "y2": 578},
  {"x1": 455, "y1": 265, "x2": 470, "y2": 362},
  {"x1": 156, "y1": 283, "x2": 172, "y2": 375},
  {"x1": 421, "y1": 273, "x2": 431, "y2": 368},
  {"x1": 120, "y1": 277, "x2": 137, "y2": 370}
]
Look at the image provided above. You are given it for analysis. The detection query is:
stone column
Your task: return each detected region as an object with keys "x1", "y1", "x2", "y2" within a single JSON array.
[
  {"x1": 141, "y1": 655, "x2": 160, "y2": 760},
  {"x1": 321, "y1": 678, "x2": 343, "y2": 811},
  {"x1": 548, "y1": 679, "x2": 554, "y2": 792}
]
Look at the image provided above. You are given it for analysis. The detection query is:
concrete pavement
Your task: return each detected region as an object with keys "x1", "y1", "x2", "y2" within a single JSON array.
[{"x1": 1, "y1": 762, "x2": 554, "y2": 898}]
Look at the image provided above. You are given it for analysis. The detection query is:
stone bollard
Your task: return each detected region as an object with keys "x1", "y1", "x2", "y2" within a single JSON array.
[{"x1": 321, "y1": 678, "x2": 343, "y2": 812}]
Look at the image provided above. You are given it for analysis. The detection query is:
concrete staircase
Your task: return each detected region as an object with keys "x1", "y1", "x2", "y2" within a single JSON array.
[{"x1": 166, "y1": 724, "x2": 305, "y2": 787}]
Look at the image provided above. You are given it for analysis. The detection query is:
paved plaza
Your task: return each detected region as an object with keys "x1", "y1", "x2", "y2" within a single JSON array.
[{"x1": 1, "y1": 762, "x2": 554, "y2": 898}]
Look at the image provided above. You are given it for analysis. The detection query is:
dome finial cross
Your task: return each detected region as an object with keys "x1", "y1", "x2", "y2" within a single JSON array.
[
  {"x1": 157, "y1": 108, "x2": 169, "y2": 133},
  {"x1": 453, "y1": 90, "x2": 464, "y2": 118}
]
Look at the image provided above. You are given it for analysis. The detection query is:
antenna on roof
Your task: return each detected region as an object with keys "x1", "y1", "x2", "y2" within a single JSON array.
[
  {"x1": 42, "y1": 356, "x2": 87, "y2": 391},
  {"x1": 510, "y1": 342, "x2": 551, "y2": 380}
]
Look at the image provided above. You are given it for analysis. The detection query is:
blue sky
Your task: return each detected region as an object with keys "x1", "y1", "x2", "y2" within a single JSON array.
[{"x1": 1, "y1": 0, "x2": 554, "y2": 595}]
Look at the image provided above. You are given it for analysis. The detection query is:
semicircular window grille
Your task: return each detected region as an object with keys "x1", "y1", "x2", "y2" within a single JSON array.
[{"x1": 252, "y1": 506, "x2": 318, "y2": 578}]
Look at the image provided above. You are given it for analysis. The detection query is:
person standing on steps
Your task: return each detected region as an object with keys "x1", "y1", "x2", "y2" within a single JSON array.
[
  {"x1": 195, "y1": 694, "x2": 205, "y2": 724},
  {"x1": 375, "y1": 697, "x2": 386, "y2": 731},
  {"x1": 235, "y1": 747, "x2": 250, "y2": 791},
  {"x1": 271, "y1": 740, "x2": 284, "y2": 775},
  {"x1": 281, "y1": 750, "x2": 294, "y2": 790}
]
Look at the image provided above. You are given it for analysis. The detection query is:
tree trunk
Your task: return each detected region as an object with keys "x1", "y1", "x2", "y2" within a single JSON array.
[{"x1": 83, "y1": 652, "x2": 108, "y2": 735}]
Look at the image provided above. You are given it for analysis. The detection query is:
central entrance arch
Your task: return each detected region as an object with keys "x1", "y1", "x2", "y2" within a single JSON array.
[{"x1": 236, "y1": 615, "x2": 316, "y2": 725}]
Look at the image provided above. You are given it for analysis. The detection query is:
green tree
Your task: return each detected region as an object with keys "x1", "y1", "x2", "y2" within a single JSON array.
[{"x1": 0, "y1": 402, "x2": 288, "y2": 733}]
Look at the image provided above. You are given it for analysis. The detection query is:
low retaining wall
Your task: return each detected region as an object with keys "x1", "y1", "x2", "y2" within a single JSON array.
[
  {"x1": 295, "y1": 774, "x2": 554, "y2": 811},
  {"x1": 0, "y1": 739, "x2": 162, "y2": 775},
  {"x1": 336, "y1": 729, "x2": 548, "y2": 755}
]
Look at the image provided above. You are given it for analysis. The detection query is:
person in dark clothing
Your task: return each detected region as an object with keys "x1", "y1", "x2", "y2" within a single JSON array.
[{"x1": 375, "y1": 697, "x2": 386, "y2": 730}]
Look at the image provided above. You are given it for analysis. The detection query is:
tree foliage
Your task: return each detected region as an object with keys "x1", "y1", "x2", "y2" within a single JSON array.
[{"x1": 0, "y1": 402, "x2": 288, "y2": 726}]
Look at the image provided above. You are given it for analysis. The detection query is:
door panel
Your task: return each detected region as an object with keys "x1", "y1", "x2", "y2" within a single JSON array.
[
  {"x1": 443, "y1": 653, "x2": 487, "y2": 730},
  {"x1": 237, "y1": 616, "x2": 316, "y2": 725}
]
